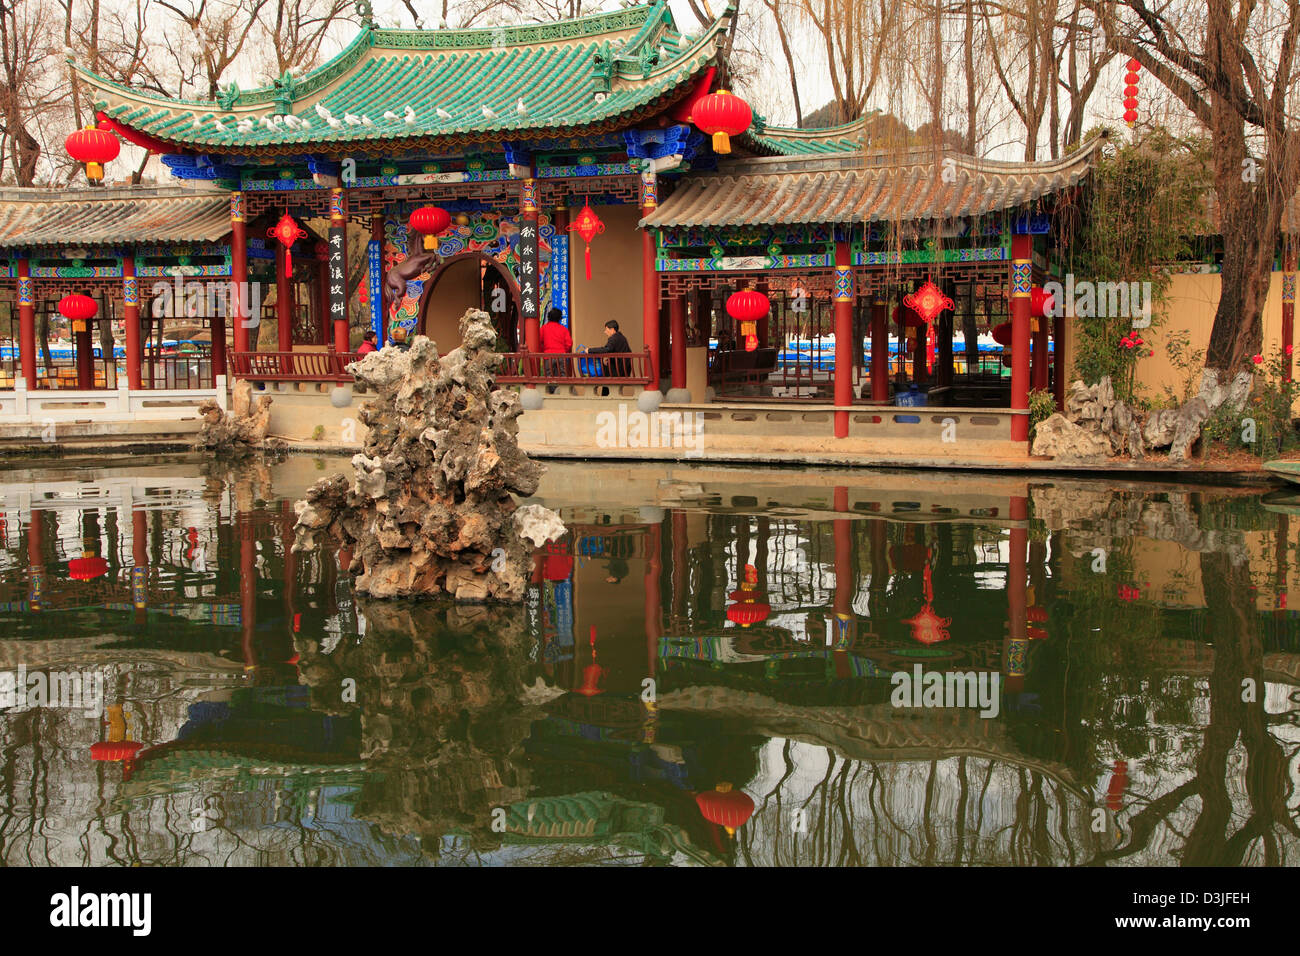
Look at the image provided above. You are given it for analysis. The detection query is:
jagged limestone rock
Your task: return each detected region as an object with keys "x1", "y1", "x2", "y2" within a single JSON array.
[
  {"x1": 292, "y1": 308, "x2": 564, "y2": 602},
  {"x1": 195, "y1": 379, "x2": 271, "y2": 450},
  {"x1": 1031, "y1": 413, "x2": 1114, "y2": 459}
]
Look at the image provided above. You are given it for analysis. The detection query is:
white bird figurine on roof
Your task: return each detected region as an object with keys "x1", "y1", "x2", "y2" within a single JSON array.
[
  {"x1": 435, "y1": 107, "x2": 452, "y2": 120},
  {"x1": 237, "y1": 119, "x2": 254, "y2": 132},
  {"x1": 214, "y1": 119, "x2": 228, "y2": 132},
  {"x1": 481, "y1": 105, "x2": 498, "y2": 119},
  {"x1": 260, "y1": 116, "x2": 274, "y2": 129},
  {"x1": 383, "y1": 110, "x2": 400, "y2": 121},
  {"x1": 315, "y1": 103, "x2": 332, "y2": 120},
  {"x1": 516, "y1": 98, "x2": 528, "y2": 115},
  {"x1": 328, "y1": 116, "x2": 343, "y2": 128},
  {"x1": 405, "y1": 105, "x2": 418, "y2": 123},
  {"x1": 344, "y1": 112, "x2": 362, "y2": 125},
  {"x1": 362, "y1": 114, "x2": 374, "y2": 126}
]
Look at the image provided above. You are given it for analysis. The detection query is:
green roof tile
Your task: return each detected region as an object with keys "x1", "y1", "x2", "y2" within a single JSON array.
[{"x1": 75, "y1": 2, "x2": 732, "y2": 153}]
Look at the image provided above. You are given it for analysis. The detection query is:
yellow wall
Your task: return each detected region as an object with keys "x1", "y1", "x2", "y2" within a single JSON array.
[
  {"x1": 1129, "y1": 270, "x2": 1291, "y2": 403},
  {"x1": 422, "y1": 257, "x2": 481, "y2": 350},
  {"x1": 568, "y1": 203, "x2": 645, "y2": 352}
]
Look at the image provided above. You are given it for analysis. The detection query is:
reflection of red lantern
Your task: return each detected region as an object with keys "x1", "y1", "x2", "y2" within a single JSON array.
[
  {"x1": 693, "y1": 90, "x2": 752, "y2": 155},
  {"x1": 91, "y1": 741, "x2": 143, "y2": 761},
  {"x1": 991, "y1": 321, "x2": 1013, "y2": 347},
  {"x1": 1106, "y1": 759, "x2": 1128, "y2": 812},
  {"x1": 569, "y1": 202, "x2": 605, "y2": 280},
  {"x1": 573, "y1": 625, "x2": 604, "y2": 697},
  {"x1": 69, "y1": 555, "x2": 109, "y2": 580},
  {"x1": 65, "y1": 124, "x2": 121, "y2": 182},
  {"x1": 409, "y1": 205, "x2": 450, "y2": 251},
  {"x1": 1027, "y1": 606, "x2": 1048, "y2": 623},
  {"x1": 727, "y1": 290, "x2": 769, "y2": 353},
  {"x1": 1027, "y1": 626, "x2": 1049, "y2": 641},
  {"x1": 727, "y1": 601, "x2": 770, "y2": 626},
  {"x1": 696, "y1": 783, "x2": 754, "y2": 835}
]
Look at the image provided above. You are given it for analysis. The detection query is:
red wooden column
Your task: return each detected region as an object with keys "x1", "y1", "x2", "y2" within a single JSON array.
[
  {"x1": 316, "y1": 253, "x2": 330, "y2": 344},
  {"x1": 1003, "y1": 494, "x2": 1029, "y2": 693},
  {"x1": 668, "y1": 295, "x2": 687, "y2": 399},
  {"x1": 1283, "y1": 242, "x2": 1296, "y2": 381},
  {"x1": 331, "y1": 188, "x2": 350, "y2": 353},
  {"x1": 870, "y1": 293, "x2": 888, "y2": 402},
  {"x1": 1031, "y1": 310, "x2": 1048, "y2": 391},
  {"x1": 230, "y1": 192, "x2": 250, "y2": 354},
  {"x1": 833, "y1": 240, "x2": 854, "y2": 437},
  {"x1": 671, "y1": 509, "x2": 688, "y2": 624},
  {"x1": 132, "y1": 506, "x2": 149, "y2": 625},
  {"x1": 276, "y1": 239, "x2": 293, "y2": 355},
  {"x1": 1010, "y1": 234, "x2": 1032, "y2": 442},
  {"x1": 16, "y1": 258, "x2": 36, "y2": 388},
  {"x1": 123, "y1": 255, "x2": 142, "y2": 389},
  {"x1": 640, "y1": 172, "x2": 662, "y2": 401},
  {"x1": 372, "y1": 212, "x2": 386, "y2": 346}
]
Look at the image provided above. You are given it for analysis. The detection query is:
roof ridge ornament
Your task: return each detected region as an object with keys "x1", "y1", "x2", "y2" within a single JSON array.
[{"x1": 355, "y1": 0, "x2": 374, "y2": 29}]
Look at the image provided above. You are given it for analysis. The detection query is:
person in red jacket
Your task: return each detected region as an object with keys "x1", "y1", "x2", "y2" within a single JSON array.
[{"x1": 539, "y1": 308, "x2": 572, "y2": 382}]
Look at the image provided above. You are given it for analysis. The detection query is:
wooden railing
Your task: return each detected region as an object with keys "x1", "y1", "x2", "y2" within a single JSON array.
[
  {"x1": 228, "y1": 351, "x2": 362, "y2": 382},
  {"x1": 496, "y1": 350, "x2": 653, "y2": 387},
  {"x1": 139, "y1": 353, "x2": 215, "y2": 390}
]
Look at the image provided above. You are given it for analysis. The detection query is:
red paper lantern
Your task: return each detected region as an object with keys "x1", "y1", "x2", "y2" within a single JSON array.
[
  {"x1": 1123, "y1": 97, "x2": 1138, "y2": 110},
  {"x1": 59, "y1": 293, "x2": 98, "y2": 334},
  {"x1": 1123, "y1": 109, "x2": 1138, "y2": 124},
  {"x1": 903, "y1": 280, "x2": 954, "y2": 325},
  {"x1": 65, "y1": 124, "x2": 120, "y2": 182},
  {"x1": 1122, "y1": 60, "x2": 1140, "y2": 127},
  {"x1": 409, "y1": 205, "x2": 450, "y2": 250},
  {"x1": 1127, "y1": 58, "x2": 1141, "y2": 72},
  {"x1": 727, "y1": 289, "x2": 769, "y2": 352},
  {"x1": 693, "y1": 89, "x2": 752, "y2": 155},
  {"x1": 696, "y1": 783, "x2": 754, "y2": 835},
  {"x1": 68, "y1": 555, "x2": 108, "y2": 580},
  {"x1": 569, "y1": 202, "x2": 605, "y2": 280},
  {"x1": 991, "y1": 321, "x2": 1013, "y2": 347},
  {"x1": 1030, "y1": 286, "x2": 1055, "y2": 318}
]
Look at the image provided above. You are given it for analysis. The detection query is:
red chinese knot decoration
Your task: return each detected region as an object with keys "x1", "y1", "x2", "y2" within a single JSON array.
[
  {"x1": 903, "y1": 280, "x2": 954, "y2": 326},
  {"x1": 693, "y1": 89, "x2": 752, "y2": 155},
  {"x1": 569, "y1": 202, "x2": 605, "y2": 280},
  {"x1": 409, "y1": 205, "x2": 450, "y2": 250},
  {"x1": 65, "y1": 124, "x2": 120, "y2": 182},
  {"x1": 270, "y1": 212, "x2": 306, "y2": 276},
  {"x1": 727, "y1": 290, "x2": 769, "y2": 352}
]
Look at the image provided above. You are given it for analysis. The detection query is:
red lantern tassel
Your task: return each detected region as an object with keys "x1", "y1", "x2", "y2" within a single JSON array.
[
  {"x1": 927, "y1": 323, "x2": 936, "y2": 374},
  {"x1": 585, "y1": 243, "x2": 592, "y2": 280}
]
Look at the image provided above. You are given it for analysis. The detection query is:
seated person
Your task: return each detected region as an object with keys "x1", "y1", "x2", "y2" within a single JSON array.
[{"x1": 585, "y1": 319, "x2": 632, "y2": 377}]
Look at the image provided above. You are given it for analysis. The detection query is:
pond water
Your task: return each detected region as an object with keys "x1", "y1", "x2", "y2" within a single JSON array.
[{"x1": 0, "y1": 454, "x2": 1297, "y2": 866}]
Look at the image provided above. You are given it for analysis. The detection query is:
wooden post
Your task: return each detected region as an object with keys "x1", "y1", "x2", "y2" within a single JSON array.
[
  {"x1": 16, "y1": 258, "x2": 35, "y2": 388},
  {"x1": 669, "y1": 295, "x2": 687, "y2": 396},
  {"x1": 871, "y1": 294, "x2": 889, "y2": 402},
  {"x1": 75, "y1": 316, "x2": 94, "y2": 389},
  {"x1": 640, "y1": 173, "x2": 661, "y2": 397},
  {"x1": 239, "y1": 511, "x2": 258, "y2": 673},
  {"x1": 230, "y1": 193, "x2": 249, "y2": 354},
  {"x1": 123, "y1": 256, "x2": 142, "y2": 389},
  {"x1": 276, "y1": 242, "x2": 293, "y2": 354},
  {"x1": 833, "y1": 486, "x2": 853, "y2": 678},
  {"x1": 1010, "y1": 234, "x2": 1032, "y2": 442},
  {"x1": 1053, "y1": 311, "x2": 1066, "y2": 407},
  {"x1": 1283, "y1": 242, "x2": 1296, "y2": 381},
  {"x1": 833, "y1": 240, "x2": 854, "y2": 437}
]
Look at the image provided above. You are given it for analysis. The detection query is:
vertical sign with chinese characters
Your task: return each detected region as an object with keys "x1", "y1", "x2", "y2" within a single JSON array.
[
  {"x1": 368, "y1": 239, "x2": 383, "y2": 341},
  {"x1": 549, "y1": 234, "x2": 569, "y2": 326},
  {"x1": 517, "y1": 217, "x2": 539, "y2": 329},
  {"x1": 329, "y1": 227, "x2": 347, "y2": 333}
]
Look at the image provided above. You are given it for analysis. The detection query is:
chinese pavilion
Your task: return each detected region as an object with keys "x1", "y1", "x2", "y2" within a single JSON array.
[{"x1": 6, "y1": 0, "x2": 1125, "y2": 450}]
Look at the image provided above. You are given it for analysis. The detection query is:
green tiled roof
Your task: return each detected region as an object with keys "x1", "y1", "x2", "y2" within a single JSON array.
[
  {"x1": 76, "y1": 2, "x2": 731, "y2": 155},
  {"x1": 743, "y1": 118, "x2": 870, "y2": 156}
]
